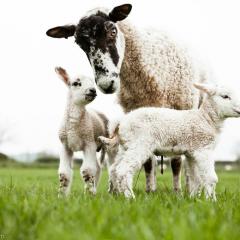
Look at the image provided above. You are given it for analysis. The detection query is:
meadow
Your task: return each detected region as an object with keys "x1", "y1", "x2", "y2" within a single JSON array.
[{"x1": 0, "y1": 166, "x2": 240, "y2": 240}]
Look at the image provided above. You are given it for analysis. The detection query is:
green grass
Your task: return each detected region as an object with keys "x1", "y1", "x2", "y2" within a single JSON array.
[{"x1": 0, "y1": 167, "x2": 240, "y2": 240}]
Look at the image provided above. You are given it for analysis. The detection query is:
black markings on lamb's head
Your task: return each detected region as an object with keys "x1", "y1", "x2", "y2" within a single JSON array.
[{"x1": 46, "y1": 4, "x2": 132, "y2": 94}]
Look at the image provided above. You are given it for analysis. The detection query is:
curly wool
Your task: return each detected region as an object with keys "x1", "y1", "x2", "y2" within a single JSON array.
[
  {"x1": 110, "y1": 95, "x2": 221, "y2": 199},
  {"x1": 110, "y1": 79, "x2": 240, "y2": 199},
  {"x1": 59, "y1": 96, "x2": 108, "y2": 152},
  {"x1": 117, "y1": 21, "x2": 208, "y2": 113}
]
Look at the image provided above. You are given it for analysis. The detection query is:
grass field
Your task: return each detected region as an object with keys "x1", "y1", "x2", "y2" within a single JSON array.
[{"x1": 0, "y1": 167, "x2": 240, "y2": 240}]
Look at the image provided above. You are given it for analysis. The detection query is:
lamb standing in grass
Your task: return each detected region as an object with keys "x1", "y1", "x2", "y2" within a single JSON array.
[
  {"x1": 107, "y1": 83, "x2": 240, "y2": 200},
  {"x1": 55, "y1": 67, "x2": 109, "y2": 196}
]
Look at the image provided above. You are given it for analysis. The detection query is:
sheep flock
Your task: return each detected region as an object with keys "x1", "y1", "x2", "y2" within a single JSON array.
[{"x1": 46, "y1": 4, "x2": 240, "y2": 201}]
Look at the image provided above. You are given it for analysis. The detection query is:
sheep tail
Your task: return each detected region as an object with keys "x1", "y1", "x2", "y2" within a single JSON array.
[{"x1": 98, "y1": 123, "x2": 120, "y2": 150}]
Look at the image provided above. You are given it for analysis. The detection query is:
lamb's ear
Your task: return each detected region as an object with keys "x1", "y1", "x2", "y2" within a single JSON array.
[
  {"x1": 46, "y1": 25, "x2": 76, "y2": 39},
  {"x1": 55, "y1": 67, "x2": 70, "y2": 85},
  {"x1": 193, "y1": 83, "x2": 216, "y2": 95},
  {"x1": 109, "y1": 4, "x2": 132, "y2": 22}
]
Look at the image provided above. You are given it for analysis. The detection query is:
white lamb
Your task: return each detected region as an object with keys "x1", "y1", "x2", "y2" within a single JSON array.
[
  {"x1": 106, "y1": 83, "x2": 240, "y2": 200},
  {"x1": 55, "y1": 67, "x2": 109, "y2": 196}
]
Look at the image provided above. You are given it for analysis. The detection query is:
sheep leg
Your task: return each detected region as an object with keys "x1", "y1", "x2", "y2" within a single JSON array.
[
  {"x1": 143, "y1": 157, "x2": 157, "y2": 192},
  {"x1": 115, "y1": 147, "x2": 152, "y2": 198},
  {"x1": 81, "y1": 145, "x2": 101, "y2": 195},
  {"x1": 106, "y1": 147, "x2": 119, "y2": 193},
  {"x1": 183, "y1": 158, "x2": 191, "y2": 193},
  {"x1": 108, "y1": 162, "x2": 120, "y2": 194},
  {"x1": 108, "y1": 147, "x2": 124, "y2": 194},
  {"x1": 58, "y1": 145, "x2": 73, "y2": 197},
  {"x1": 170, "y1": 156, "x2": 182, "y2": 192},
  {"x1": 194, "y1": 150, "x2": 218, "y2": 201},
  {"x1": 185, "y1": 159, "x2": 201, "y2": 198}
]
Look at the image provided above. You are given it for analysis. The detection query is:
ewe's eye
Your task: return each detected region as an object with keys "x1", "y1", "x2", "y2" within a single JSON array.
[
  {"x1": 111, "y1": 28, "x2": 117, "y2": 37},
  {"x1": 221, "y1": 95, "x2": 231, "y2": 100}
]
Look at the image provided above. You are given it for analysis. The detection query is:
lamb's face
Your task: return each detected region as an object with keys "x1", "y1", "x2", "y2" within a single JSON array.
[
  {"x1": 194, "y1": 83, "x2": 240, "y2": 119},
  {"x1": 212, "y1": 86, "x2": 240, "y2": 119},
  {"x1": 55, "y1": 67, "x2": 97, "y2": 106},
  {"x1": 46, "y1": 4, "x2": 132, "y2": 94},
  {"x1": 69, "y1": 76, "x2": 97, "y2": 106}
]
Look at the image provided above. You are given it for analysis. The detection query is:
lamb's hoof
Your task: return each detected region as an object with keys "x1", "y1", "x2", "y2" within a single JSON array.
[
  {"x1": 205, "y1": 193, "x2": 217, "y2": 202},
  {"x1": 146, "y1": 186, "x2": 157, "y2": 193},
  {"x1": 146, "y1": 189, "x2": 156, "y2": 194},
  {"x1": 173, "y1": 187, "x2": 182, "y2": 195},
  {"x1": 116, "y1": 174, "x2": 135, "y2": 199},
  {"x1": 124, "y1": 189, "x2": 135, "y2": 199},
  {"x1": 58, "y1": 191, "x2": 67, "y2": 198},
  {"x1": 81, "y1": 170, "x2": 97, "y2": 195},
  {"x1": 108, "y1": 188, "x2": 118, "y2": 195},
  {"x1": 84, "y1": 185, "x2": 97, "y2": 195},
  {"x1": 58, "y1": 173, "x2": 70, "y2": 197},
  {"x1": 59, "y1": 173, "x2": 69, "y2": 187},
  {"x1": 108, "y1": 182, "x2": 116, "y2": 194}
]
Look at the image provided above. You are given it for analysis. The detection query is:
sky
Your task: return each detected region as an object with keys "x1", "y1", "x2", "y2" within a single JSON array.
[{"x1": 0, "y1": 0, "x2": 240, "y2": 160}]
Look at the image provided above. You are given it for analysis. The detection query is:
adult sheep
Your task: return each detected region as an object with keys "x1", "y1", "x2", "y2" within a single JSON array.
[{"x1": 46, "y1": 4, "x2": 208, "y2": 192}]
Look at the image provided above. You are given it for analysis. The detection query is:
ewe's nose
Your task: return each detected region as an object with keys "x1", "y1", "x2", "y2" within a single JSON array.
[{"x1": 100, "y1": 80, "x2": 115, "y2": 94}]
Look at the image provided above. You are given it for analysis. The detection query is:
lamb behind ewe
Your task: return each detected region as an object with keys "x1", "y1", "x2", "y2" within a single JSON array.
[
  {"x1": 55, "y1": 67, "x2": 108, "y2": 196},
  {"x1": 106, "y1": 83, "x2": 240, "y2": 200}
]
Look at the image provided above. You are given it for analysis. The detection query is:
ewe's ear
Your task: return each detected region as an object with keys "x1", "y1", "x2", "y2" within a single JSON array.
[
  {"x1": 193, "y1": 83, "x2": 216, "y2": 96},
  {"x1": 55, "y1": 67, "x2": 70, "y2": 85},
  {"x1": 46, "y1": 25, "x2": 76, "y2": 39},
  {"x1": 109, "y1": 4, "x2": 132, "y2": 22}
]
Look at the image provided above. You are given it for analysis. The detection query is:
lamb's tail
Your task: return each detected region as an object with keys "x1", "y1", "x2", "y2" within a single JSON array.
[
  {"x1": 98, "y1": 135, "x2": 119, "y2": 149},
  {"x1": 98, "y1": 122, "x2": 120, "y2": 150}
]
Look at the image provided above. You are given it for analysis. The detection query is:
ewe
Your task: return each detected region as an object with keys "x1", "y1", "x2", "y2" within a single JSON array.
[
  {"x1": 104, "y1": 83, "x2": 240, "y2": 200},
  {"x1": 55, "y1": 67, "x2": 108, "y2": 196}
]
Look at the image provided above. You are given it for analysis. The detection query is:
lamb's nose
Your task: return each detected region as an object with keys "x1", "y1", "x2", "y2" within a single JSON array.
[{"x1": 89, "y1": 88, "x2": 96, "y2": 94}]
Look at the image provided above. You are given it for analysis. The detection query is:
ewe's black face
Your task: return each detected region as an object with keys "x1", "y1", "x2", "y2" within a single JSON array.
[
  {"x1": 46, "y1": 4, "x2": 132, "y2": 94},
  {"x1": 75, "y1": 12, "x2": 122, "y2": 94}
]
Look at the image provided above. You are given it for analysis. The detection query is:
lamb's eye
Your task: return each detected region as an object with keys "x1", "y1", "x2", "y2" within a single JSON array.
[
  {"x1": 221, "y1": 95, "x2": 230, "y2": 100},
  {"x1": 72, "y1": 82, "x2": 79, "y2": 87}
]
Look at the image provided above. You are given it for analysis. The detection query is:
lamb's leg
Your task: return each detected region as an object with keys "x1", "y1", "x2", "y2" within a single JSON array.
[
  {"x1": 184, "y1": 158, "x2": 191, "y2": 193},
  {"x1": 115, "y1": 147, "x2": 152, "y2": 199},
  {"x1": 185, "y1": 158, "x2": 201, "y2": 198},
  {"x1": 81, "y1": 145, "x2": 101, "y2": 195},
  {"x1": 170, "y1": 156, "x2": 182, "y2": 192},
  {"x1": 58, "y1": 145, "x2": 73, "y2": 197},
  {"x1": 108, "y1": 147, "x2": 124, "y2": 194},
  {"x1": 194, "y1": 151, "x2": 218, "y2": 201},
  {"x1": 108, "y1": 161, "x2": 120, "y2": 194},
  {"x1": 106, "y1": 148, "x2": 118, "y2": 193},
  {"x1": 187, "y1": 150, "x2": 218, "y2": 201},
  {"x1": 143, "y1": 157, "x2": 157, "y2": 192}
]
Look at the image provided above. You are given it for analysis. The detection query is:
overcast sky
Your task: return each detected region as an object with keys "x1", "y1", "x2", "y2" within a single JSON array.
[{"x1": 0, "y1": 0, "x2": 240, "y2": 160}]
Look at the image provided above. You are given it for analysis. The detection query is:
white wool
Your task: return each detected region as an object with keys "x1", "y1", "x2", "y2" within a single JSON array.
[
  {"x1": 107, "y1": 117, "x2": 121, "y2": 137},
  {"x1": 109, "y1": 83, "x2": 240, "y2": 200},
  {"x1": 56, "y1": 68, "x2": 109, "y2": 196}
]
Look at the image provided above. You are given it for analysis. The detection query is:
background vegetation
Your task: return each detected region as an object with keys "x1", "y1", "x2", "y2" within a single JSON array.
[{"x1": 0, "y1": 155, "x2": 239, "y2": 240}]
